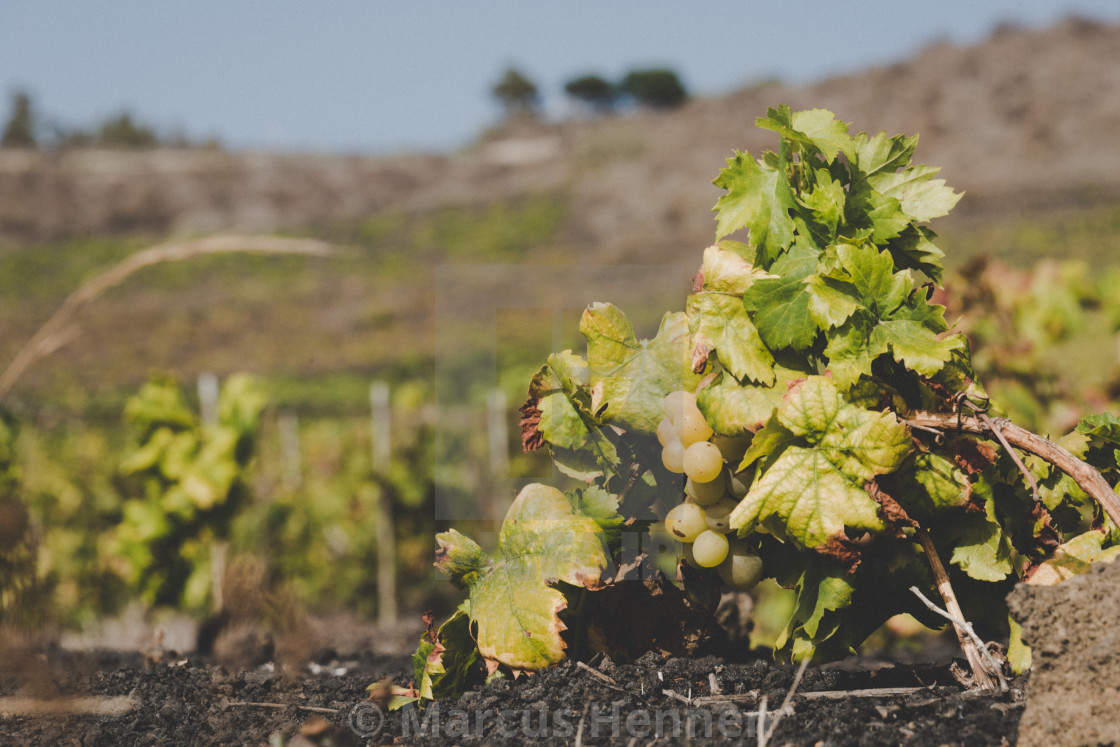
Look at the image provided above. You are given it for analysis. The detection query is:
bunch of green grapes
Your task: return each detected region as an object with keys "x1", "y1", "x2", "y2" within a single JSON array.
[{"x1": 657, "y1": 391, "x2": 763, "y2": 590}]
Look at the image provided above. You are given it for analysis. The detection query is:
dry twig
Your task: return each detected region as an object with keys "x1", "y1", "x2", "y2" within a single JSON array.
[
  {"x1": 915, "y1": 528, "x2": 999, "y2": 692},
  {"x1": 760, "y1": 656, "x2": 810, "y2": 745},
  {"x1": 910, "y1": 585, "x2": 1009, "y2": 692},
  {"x1": 0, "y1": 234, "x2": 337, "y2": 403}
]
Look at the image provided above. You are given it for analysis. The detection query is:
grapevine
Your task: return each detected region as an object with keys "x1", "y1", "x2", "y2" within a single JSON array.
[{"x1": 403, "y1": 106, "x2": 1120, "y2": 706}]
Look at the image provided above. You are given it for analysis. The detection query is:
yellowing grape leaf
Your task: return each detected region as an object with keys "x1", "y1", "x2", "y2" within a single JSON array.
[
  {"x1": 583, "y1": 304, "x2": 701, "y2": 433},
  {"x1": 698, "y1": 244, "x2": 775, "y2": 293},
  {"x1": 1027, "y1": 529, "x2": 1120, "y2": 586},
  {"x1": 434, "y1": 484, "x2": 611, "y2": 670},
  {"x1": 730, "y1": 376, "x2": 910, "y2": 549},
  {"x1": 697, "y1": 364, "x2": 808, "y2": 437},
  {"x1": 688, "y1": 292, "x2": 775, "y2": 386}
]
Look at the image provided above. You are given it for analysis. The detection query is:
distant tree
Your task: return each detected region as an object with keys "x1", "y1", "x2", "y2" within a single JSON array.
[
  {"x1": 492, "y1": 67, "x2": 540, "y2": 118},
  {"x1": 564, "y1": 74, "x2": 619, "y2": 114},
  {"x1": 1, "y1": 91, "x2": 37, "y2": 148},
  {"x1": 619, "y1": 68, "x2": 688, "y2": 110},
  {"x1": 96, "y1": 112, "x2": 158, "y2": 148}
]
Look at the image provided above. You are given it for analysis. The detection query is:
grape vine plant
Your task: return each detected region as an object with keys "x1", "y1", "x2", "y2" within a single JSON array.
[{"x1": 398, "y1": 106, "x2": 1120, "y2": 707}]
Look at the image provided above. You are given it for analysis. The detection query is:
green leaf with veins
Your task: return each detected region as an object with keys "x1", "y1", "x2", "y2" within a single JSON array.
[
  {"x1": 835, "y1": 243, "x2": 911, "y2": 316},
  {"x1": 868, "y1": 164, "x2": 962, "y2": 223},
  {"x1": 799, "y1": 168, "x2": 847, "y2": 236},
  {"x1": 435, "y1": 484, "x2": 611, "y2": 670},
  {"x1": 757, "y1": 106, "x2": 851, "y2": 161},
  {"x1": 943, "y1": 478, "x2": 1015, "y2": 583},
  {"x1": 410, "y1": 604, "x2": 483, "y2": 705},
  {"x1": 730, "y1": 377, "x2": 910, "y2": 549},
  {"x1": 805, "y1": 274, "x2": 862, "y2": 330},
  {"x1": 850, "y1": 131, "x2": 918, "y2": 176},
  {"x1": 712, "y1": 150, "x2": 795, "y2": 255},
  {"x1": 1076, "y1": 413, "x2": 1120, "y2": 446},
  {"x1": 527, "y1": 350, "x2": 622, "y2": 480},
  {"x1": 697, "y1": 364, "x2": 809, "y2": 438},
  {"x1": 533, "y1": 352, "x2": 591, "y2": 450},
  {"x1": 901, "y1": 452, "x2": 972, "y2": 522},
  {"x1": 776, "y1": 568, "x2": 856, "y2": 662},
  {"x1": 583, "y1": 305, "x2": 701, "y2": 433},
  {"x1": 688, "y1": 292, "x2": 775, "y2": 385},
  {"x1": 743, "y1": 240, "x2": 820, "y2": 351},
  {"x1": 738, "y1": 413, "x2": 798, "y2": 471}
]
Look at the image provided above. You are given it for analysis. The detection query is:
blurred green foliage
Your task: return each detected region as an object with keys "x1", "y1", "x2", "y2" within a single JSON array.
[{"x1": 108, "y1": 374, "x2": 266, "y2": 612}]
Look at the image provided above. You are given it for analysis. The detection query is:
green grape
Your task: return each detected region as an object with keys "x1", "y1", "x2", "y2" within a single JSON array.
[
  {"x1": 686, "y1": 475, "x2": 726, "y2": 506},
  {"x1": 662, "y1": 438, "x2": 685, "y2": 473},
  {"x1": 704, "y1": 497, "x2": 738, "y2": 534},
  {"x1": 678, "y1": 407, "x2": 713, "y2": 447},
  {"x1": 661, "y1": 390, "x2": 696, "y2": 429},
  {"x1": 729, "y1": 470, "x2": 749, "y2": 499},
  {"x1": 692, "y1": 530, "x2": 730, "y2": 567},
  {"x1": 656, "y1": 416, "x2": 678, "y2": 447},
  {"x1": 665, "y1": 501, "x2": 707, "y2": 542},
  {"x1": 683, "y1": 441, "x2": 723, "y2": 483},
  {"x1": 718, "y1": 540, "x2": 764, "y2": 590},
  {"x1": 713, "y1": 434, "x2": 751, "y2": 462}
]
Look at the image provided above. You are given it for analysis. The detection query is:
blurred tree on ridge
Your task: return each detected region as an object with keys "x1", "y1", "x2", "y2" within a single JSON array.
[
  {"x1": 492, "y1": 66, "x2": 540, "y2": 118},
  {"x1": 1, "y1": 91, "x2": 37, "y2": 148}
]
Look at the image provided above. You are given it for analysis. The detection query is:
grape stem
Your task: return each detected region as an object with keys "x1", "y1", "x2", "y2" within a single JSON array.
[
  {"x1": 903, "y1": 410, "x2": 1120, "y2": 529},
  {"x1": 914, "y1": 527, "x2": 999, "y2": 692}
]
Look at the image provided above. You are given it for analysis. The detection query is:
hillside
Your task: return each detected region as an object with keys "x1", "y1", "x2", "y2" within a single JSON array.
[{"x1": 2, "y1": 15, "x2": 1119, "y2": 413}]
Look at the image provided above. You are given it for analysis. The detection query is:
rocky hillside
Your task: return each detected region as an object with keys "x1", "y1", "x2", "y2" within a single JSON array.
[{"x1": 1, "y1": 16, "x2": 1118, "y2": 256}]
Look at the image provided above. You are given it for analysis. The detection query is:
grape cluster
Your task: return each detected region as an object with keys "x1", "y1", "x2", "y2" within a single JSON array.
[{"x1": 658, "y1": 391, "x2": 764, "y2": 590}]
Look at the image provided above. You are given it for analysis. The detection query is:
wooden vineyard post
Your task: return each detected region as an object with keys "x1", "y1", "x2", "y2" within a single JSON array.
[
  {"x1": 198, "y1": 372, "x2": 227, "y2": 614},
  {"x1": 370, "y1": 381, "x2": 398, "y2": 625}
]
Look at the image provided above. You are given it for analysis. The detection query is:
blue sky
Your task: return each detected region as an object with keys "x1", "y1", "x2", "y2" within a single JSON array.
[{"x1": 1, "y1": 1, "x2": 1116, "y2": 154}]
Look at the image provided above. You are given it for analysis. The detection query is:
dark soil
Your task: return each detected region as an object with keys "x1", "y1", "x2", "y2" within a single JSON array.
[{"x1": 0, "y1": 643, "x2": 1027, "y2": 746}]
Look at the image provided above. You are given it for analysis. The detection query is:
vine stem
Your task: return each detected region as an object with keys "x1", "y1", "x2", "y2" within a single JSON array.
[
  {"x1": 914, "y1": 527, "x2": 998, "y2": 692},
  {"x1": 902, "y1": 411, "x2": 1120, "y2": 529}
]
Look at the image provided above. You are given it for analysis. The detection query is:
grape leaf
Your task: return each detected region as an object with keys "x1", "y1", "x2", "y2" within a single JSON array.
[
  {"x1": 850, "y1": 131, "x2": 918, "y2": 176},
  {"x1": 805, "y1": 274, "x2": 862, "y2": 330},
  {"x1": 900, "y1": 452, "x2": 972, "y2": 522},
  {"x1": 757, "y1": 106, "x2": 851, "y2": 162},
  {"x1": 868, "y1": 164, "x2": 962, "y2": 223},
  {"x1": 688, "y1": 291, "x2": 775, "y2": 385},
  {"x1": 523, "y1": 351, "x2": 623, "y2": 481},
  {"x1": 712, "y1": 150, "x2": 795, "y2": 255},
  {"x1": 411, "y1": 604, "x2": 483, "y2": 704},
  {"x1": 946, "y1": 515, "x2": 1014, "y2": 583},
  {"x1": 435, "y1": 484, "x2": 610, "y2": 670},
  {"x1": 742, "y1": 240, "x2": 820, "y2": 351},
  {"x1": 698, "y1": 244, "x2": 775, "y2": 293},
  {"x1": 731, "y1": 377, "x2": 910, "y2": 549},
  {"x1": 532, "y1": 351, "x2": 591, "y2": 450},
  {"x1": 799, "y1": 168, "x2": 847, "y2": 236},
  {"x1": 776, "y1": 568, "x2": 856, "y2": 662},
  {"x1": 583, "y1": 305, "x2": 701, "y2": 433},
  {"x1": 1027, "y1": 529, "x2": 1120, "y2": 585},
  {"x1": 825, "y1": 313, "x2": 965, "y2": 388},
  {"x1": 1076, "y1": 412, "x2": 1120, "y2": 445},
  {"x1": 835, "y1": 243, "x2": 911, "y2": 317},
  {"x1": 697, "y1": 364, "x2": 808, "y2": 437}
]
